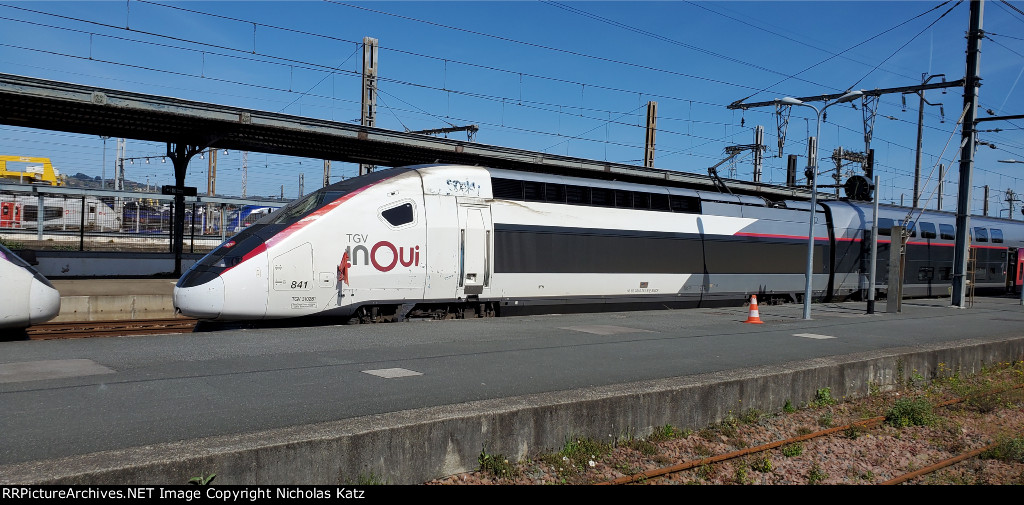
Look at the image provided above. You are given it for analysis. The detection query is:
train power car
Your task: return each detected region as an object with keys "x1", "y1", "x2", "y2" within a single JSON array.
[
  {"x1": 0, "y1": 242, "x2": 61, "y2": 329},
  {"x1": 173, "y1": 164, "x2": 1024, "y2": 322}
]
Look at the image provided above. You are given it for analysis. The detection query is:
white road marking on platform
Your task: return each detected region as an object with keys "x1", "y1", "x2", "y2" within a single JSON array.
[
  {"x1": 793, "y1": 333, "x2": 836, "y2": 340},
  {"x1": 561, "y1": 325, "x2": 655, "y2": 335},
  {"x1": 0, "y1": 359, "x2": 116, "y2": 384},
  {"x1": 362, "y1": 368, "x2": 423, "y2": 379}
]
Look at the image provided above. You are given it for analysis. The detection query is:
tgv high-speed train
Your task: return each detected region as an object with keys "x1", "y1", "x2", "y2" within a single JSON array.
[
  {"x1": 0, "y1": 243, "x2": 61, "y2": 329},
  {"x1": 173, "y1": 164, "x2": 1024, "y2": 322}
]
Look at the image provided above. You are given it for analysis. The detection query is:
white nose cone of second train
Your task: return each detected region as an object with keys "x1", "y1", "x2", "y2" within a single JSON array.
[
  {"x1": 28, "y1": 280, "x2": 61, "y2": 325},
  {"x1": 0, "y1": 245, "x2": 61, "y2": 329}
]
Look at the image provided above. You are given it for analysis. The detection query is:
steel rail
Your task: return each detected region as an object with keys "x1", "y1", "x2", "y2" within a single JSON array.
[
  {"x1": 600, "y1": 384, "x2": 1024, "y2": 485},
  {"x1": 26, "y1": 318, "x2": 196, "y2": 339}
]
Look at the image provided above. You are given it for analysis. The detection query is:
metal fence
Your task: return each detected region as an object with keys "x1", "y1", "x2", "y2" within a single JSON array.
[{"x1": 0, "y1": 185, "x2": 285, "y2": 253}]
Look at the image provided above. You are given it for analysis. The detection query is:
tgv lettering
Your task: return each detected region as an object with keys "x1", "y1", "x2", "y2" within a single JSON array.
[{"x1": 346, "y1": 241, "x2": 421, "y2": 272}]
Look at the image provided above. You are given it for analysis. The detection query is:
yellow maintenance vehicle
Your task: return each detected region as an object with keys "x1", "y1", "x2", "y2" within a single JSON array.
[{"x1": 0, "y1": 155, "x2": 67, "y2": 186}]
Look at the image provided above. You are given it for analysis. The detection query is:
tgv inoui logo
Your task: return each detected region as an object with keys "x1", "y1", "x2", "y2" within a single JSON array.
[{"x1": 345, "y1": 240, "x2": 421, "y2": 272}]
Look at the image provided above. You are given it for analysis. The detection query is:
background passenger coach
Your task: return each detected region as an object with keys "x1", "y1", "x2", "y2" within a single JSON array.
[{"x1": 173, "y1": 164, "x2": 1023, "y2": 323}]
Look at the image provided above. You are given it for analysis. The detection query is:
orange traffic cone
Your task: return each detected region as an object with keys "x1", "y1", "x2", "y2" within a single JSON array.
[{"x1": 744, "y1": 295, "x2": 764, "y2": 324}]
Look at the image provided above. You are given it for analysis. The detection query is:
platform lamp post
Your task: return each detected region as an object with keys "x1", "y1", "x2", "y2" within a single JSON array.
[{"x1": 780, "y1": 90, "x2": 864, "y2": 320}]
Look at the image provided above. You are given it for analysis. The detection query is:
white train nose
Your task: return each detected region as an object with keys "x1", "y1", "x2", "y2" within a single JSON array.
[
  {"x1": 29, "y1": 280, "x2": 61, "y2": 324},
  {"x1": 174, "y1": 277, "x2": 224, "y2": 319}
]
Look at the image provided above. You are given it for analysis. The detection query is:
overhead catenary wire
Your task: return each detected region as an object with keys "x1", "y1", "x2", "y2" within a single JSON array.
[
  {"x1": 0, "y1": 2, "x2": 962, "y2": 144},
  {"x1": 682, "y1": 0, "x2": 926, "y2": 83},
  {"x1": 0, "y1": 1, "x2": 1016, "y2": 200}
]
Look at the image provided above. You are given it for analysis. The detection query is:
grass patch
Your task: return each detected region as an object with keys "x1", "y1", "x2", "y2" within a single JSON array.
[
  {"x1": 811, "y1": 387, "x2": 837, "y2": 407},
  {"x1": 807, "y1": 462, "x2": 828, "y2": 484},
  {"x1": 740, "y1": 408, "x2": 766, "y2": 424},
  {"x1": 695, "y1": 463, "x2": 713, "y2": 481},
  {"x1": 479, "y1": 448, "x2": 518, "y2": 478},
  {"x1": 781, "y1": 442, "x2": 804, "y2": 457},
  {"x1": 0, "y1": 239, "x2": 25, "y2": 250},
  {"x1": 188, "y1": 473, "x2": 216, "y2": 485},
  {"x1": 733, "y1": 460, "x2": 749, "y2": 484},
  {"x1": 751, "y1": 454, "x2": 773, "y2": 473},
  {"x1": 540, "y1": 437, "x2": 612, "y2": 476},
  {"x1": 981, "y1": 436, "x2": 1024, "y2": 463},
  {"x1": 884, "y1": 397, "x2": 936, "y2": 428},
  {"x1": 648, "y1": 424, "x2": 683, "y2": 443},
  {"x1": 818, "y1": 411, "x2": 834, "y2": 428},
  {"x1": 844, "y1": 424, "x2": 868, "y2": 440}
]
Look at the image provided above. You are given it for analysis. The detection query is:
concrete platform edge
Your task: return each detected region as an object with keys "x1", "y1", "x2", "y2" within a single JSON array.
[{"x1": 3, "y1": 335, "x2": 1022, "y2": 485}]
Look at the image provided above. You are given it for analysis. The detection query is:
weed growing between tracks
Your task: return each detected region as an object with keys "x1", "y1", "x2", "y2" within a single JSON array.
[{"x1": 427, "y1": 360, "x2": 1024, "y2": 485}]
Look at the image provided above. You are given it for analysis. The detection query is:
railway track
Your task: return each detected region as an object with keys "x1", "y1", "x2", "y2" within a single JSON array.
[
  {"x1": 598, "y1": 385, "x2": 1024, "y2": 485},
  {"x1": 429, "y1": 367, "x2": 1024, "y2": 485},
  {"x1": 25, "y1": 318, "x2": 197, "y2": 339}
]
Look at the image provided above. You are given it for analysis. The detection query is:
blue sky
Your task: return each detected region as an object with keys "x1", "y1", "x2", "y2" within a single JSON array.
[{"x1": 1, "y1": 1, "x2": 1022, "y2": 214}]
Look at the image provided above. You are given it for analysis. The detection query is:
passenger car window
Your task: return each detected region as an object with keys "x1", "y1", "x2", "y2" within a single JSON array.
[
  {"x1": 905, "y1": 221, "x2": 917, "y2": 238},
  {"x1": 974, "y1": 227, "x2": 988, "y2": 243},
  {"x1": 591, "y1": 188, "x2": 613, "y2": 207},
  {"x1": 565, "y1": 185, "x2": 590, "y2": 205},
  {"x1": 920, "y1": 222, "x2": 937, "y2": 239},
  {"x1": 545, "y1": 183, "x2": 566, "y2": 203},
  {"x1": 991, "y1": 228, "x2": 1004, "y2": 244},
  {"x1": 491, "y1": 178, "x2": 522, "y2": 199},
  {"x1": 939, "y1": 224, "x2": 955, "y2": 240},
  {"x1": 632, "y1": 192, "x2": 650, "y2": 210},
  {"x1": 877, "y1": 218, "x2": 894, "y2": 236},
  {"x1": 669, "y1": 195, "x2": 700, "y2": 213},
  {"x1": 614, "y1": 190, "x2": 632, "y2": 208},
  {"x1": 650, "y1": 193, "x2": 670, "y2": 211},
  {"x1": 523, "y1": 181, "x2": 544, "y2": 202},
  {"x1": 381, "y1": 202, "x2": 414, "y2": 227}
]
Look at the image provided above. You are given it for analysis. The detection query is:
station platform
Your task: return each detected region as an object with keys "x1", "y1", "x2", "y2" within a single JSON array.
[
  {"x1": 50, "y1": 278, "x2": 179, "y2": 321},
  {"x1": 2, "y1": 295, "x2": 1023, "y2": 485}
]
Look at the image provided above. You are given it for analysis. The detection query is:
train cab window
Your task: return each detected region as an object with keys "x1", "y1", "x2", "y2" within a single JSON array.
[
  {"x1": 669, "y1": 195, "x2": 701, "y2": 214},
  {"x1": 974, "y1": 227, "x2": 988, "y2": 243},
  {"x1": 940, "y1": 224, "x2": 955, "y2": 240},
  {"x1": 991, "y1": 228, "x2": 1004, "y2": 244},
  {"x1": 632, "y1": 192, "x2": 650, "y2": 210},
  {"x1": 877, "y1": 218, "x2": 894, "y2": 236},
  {"x1": 523, "y1": 181, "x2": 545, "y2": 202},
  {"x1": 271, "y1": 190, "x2": 344, "y2": 224},
  {"x1": 591, "y1": 188, "x2": 613, "y2": 207},
  {"x1": 920, "y1": 222, "x2": 937, "y2": 239},
  {"x1": 545, "y1": 183, "x2": 566, "y2": 203},
  {"x1": 491, "y1": 178, "x2": 523, "y2": 200},
  {"x1": 650, "y1": 193, "x2": 670, "y2": 211},
  {"x1": 565, "y1": 185, "x2": 590, "y2": 205},
  {"x1": 614, "y1": 190, "x2": 632, "y2": 208},
  {"x1": 381, "y1": 202, "x2": 415, "y2": 227}
]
